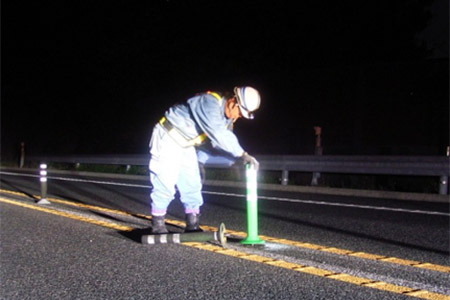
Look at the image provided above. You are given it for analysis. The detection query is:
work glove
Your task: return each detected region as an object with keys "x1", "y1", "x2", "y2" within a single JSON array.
[{"x1": 241, "y1": 152, "x2": 259, "y2": 171}]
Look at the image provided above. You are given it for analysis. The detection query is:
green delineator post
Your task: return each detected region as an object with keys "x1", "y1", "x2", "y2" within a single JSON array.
[{"x1": 241, "y1": 164, "x2": 265, "y2": 245}]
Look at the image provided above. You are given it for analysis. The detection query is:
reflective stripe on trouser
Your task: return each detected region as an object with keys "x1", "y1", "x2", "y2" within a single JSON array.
[{"x1": 149, "y1": 124, "x2": 203, "y2": 215}]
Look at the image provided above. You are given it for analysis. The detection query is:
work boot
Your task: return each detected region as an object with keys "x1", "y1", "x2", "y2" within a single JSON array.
[
  {"x1": 151, "y1": 215, "x2": 168, "y2": 234},
  {"x1": 185, "y1": 213, "x2": 203, "y2": 232}
]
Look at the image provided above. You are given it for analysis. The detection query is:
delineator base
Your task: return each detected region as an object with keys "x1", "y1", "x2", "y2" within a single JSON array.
[
  {"x1": 142, "y1": 223, "x2": 227, "y2": 247},
  {"x1": 240, "y1": 237, "x2": 265, "y2": 245}
]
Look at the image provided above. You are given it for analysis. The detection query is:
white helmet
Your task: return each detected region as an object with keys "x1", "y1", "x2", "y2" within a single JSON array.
[{"x1": 234, "y1": 86, "x2": 261, "y2": 119}]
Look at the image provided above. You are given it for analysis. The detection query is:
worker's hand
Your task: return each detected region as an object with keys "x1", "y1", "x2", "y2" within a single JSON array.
[{"x1": 241, "y1": 152, "x2": 259, "y2": 171}]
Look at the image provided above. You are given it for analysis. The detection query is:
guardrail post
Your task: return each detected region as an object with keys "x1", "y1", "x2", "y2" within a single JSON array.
[
  {"x1": 281, "y1": 170, "x2": 289, "y2": 185},
  {"x1": 439, "y1": 176, "x2": 448, "y2": 195},
  {"x1": 19, "y1": 142, "x2": 25, "y2": 168},
  {"x1": 440, "y1": 146, "x2": 450, "y2": 195},
  {"x1": 37, "y1": 164, "x2": 51, "y2": 204},
  {"x1": 311, "y1": 126, "x2": 322, "y2": 186}
]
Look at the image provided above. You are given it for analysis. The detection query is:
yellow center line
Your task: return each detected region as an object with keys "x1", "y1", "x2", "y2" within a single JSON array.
[
  {"x1": 0, "y1": 194, "x2": 449, "y2": 300},
  {"x1": 2, "y1": 188, "x2": 449, "y2": 274},
  {"x1": 0, "y1": 197, "x2": 134, "y2": 231},
  {"x1": 1, "y1": 188, "x2": 449, "y2": 274},
  {"x1": 183, "y1": 242, "x2": 449, "y2": 300}
]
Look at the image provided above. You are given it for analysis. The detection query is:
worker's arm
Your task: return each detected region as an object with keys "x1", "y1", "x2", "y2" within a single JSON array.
[{"x1": 189, "y1": 94, "x2": 245, "y2": 158}]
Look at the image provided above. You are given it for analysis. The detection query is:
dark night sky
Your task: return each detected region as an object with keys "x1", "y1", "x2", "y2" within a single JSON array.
[{"x1": 1, "y1": 0, "x2": 449, "y2": 160}]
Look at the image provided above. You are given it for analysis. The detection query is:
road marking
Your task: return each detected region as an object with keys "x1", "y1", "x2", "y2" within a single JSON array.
[
  {"x1": 184, "y1": 242, "x2": 450, "y2": 300},
  {"x1": 203, "y1": 191, "x2": 450, "y2": 217},
  {"x1": 0, "y1": 171, "x2": 150, "y2": 188},
  {"x1": 0, "y1": 194, "x2": 449, "y2": 300},
  {"x1": 256, "y1": 236, "x2": 450, "y2": 274},
  {"x1": 0, "y1": 196, "x2": 134, "y2": 231},
  {"x1": 0, "y1": 188, "x2": 448, "y2": 274}
]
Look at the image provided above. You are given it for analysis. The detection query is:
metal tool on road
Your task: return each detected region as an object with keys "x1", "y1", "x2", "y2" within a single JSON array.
[{"x1": 141, "y1": 223, "x2": 227, "y2": 247}]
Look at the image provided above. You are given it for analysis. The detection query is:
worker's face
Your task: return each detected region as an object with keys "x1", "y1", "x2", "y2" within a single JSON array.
[{"x1": 225, "y1": 98, "x2": 243, "y2": 120}]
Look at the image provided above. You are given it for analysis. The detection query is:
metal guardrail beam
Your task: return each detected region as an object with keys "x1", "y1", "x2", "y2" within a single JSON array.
[
  {"x1": 28, "y1": 154, "x2": 150, "y2": 166},
  {"x1": 26, "y1": 154, "x2": 449, "y2": 195},
  {"x1": 28, "y1": 155, "x2": 449, "y2": 176},
  {"x1": 257, "y1": 155, "x2": 449, "y2": 176}
]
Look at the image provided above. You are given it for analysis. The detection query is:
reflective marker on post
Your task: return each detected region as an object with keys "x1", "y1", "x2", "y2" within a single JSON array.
[
  {"x1": 241, "y1": 164, "x2": 265, "y2": 245},
  {"x1": 37, "y1": 164, "x2": 51, "y2": 205}
]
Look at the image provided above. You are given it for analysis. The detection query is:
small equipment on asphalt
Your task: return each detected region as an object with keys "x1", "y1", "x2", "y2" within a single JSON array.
[{"x1": 141, "y1": 223, "x2": 227, "y2": 247}]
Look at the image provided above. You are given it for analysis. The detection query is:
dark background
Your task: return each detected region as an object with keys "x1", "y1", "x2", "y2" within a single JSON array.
[{"x1": 1, "y1": 0, "x2": 449, "y2": 160}]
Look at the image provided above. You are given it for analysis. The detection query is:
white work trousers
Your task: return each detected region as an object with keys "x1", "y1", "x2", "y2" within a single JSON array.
[{"x1": 148, "y1": 124, "x2": 203, "y2": 216}]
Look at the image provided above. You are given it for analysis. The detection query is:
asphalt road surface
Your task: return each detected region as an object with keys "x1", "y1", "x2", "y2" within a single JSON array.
[{"x1": 1, "y1": 168, "x2": 449, "y2": 300}]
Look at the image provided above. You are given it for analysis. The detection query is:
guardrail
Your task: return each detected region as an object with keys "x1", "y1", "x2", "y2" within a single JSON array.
[{"x1": 27, "y1": 154, "x2": 449, "y2": 195}]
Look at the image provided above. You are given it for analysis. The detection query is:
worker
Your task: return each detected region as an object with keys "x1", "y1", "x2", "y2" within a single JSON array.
[{"x1": 148, "y1": 86, "x2": 261, "y2": 234}]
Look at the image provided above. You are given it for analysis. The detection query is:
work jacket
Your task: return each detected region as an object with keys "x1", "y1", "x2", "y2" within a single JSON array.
[{"x1": 164, "y1": 92, "x2": 245, "y2": 158}]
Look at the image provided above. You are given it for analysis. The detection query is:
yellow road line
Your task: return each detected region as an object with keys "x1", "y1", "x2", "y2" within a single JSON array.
[
  {"x1": 0, "y1": 197, "x2": 133, "y2": 231},
  {"x1": 184, "y1": 242, "x2": 450, "y2": 300},
  {"x1": 1, "y1": 188, "x2": 449, "y2": 274},
  {"x1": 205, "y1": 229, "x2": 450, "y2": 274},
  {"x1": 1, "y1": 194, "x2": 449, "y2": 300},
  {"x1": 258, "y1": 237, "x2": 450, "y2": 274}
]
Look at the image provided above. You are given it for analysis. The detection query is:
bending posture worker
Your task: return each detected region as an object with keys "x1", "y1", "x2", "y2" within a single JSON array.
[{"x1": 148, "y1": 86, "x2": 261, "y2": 234}]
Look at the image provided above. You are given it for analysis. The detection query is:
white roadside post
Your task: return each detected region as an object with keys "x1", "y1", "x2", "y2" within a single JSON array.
[{"x1": 37, "y1": 164, "x2": 51, "y2": 205}]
